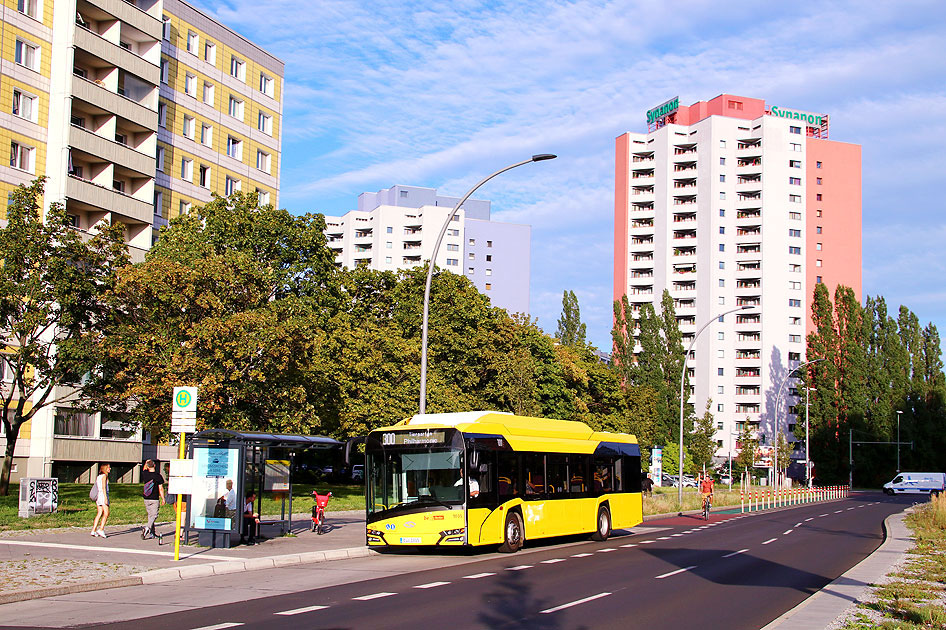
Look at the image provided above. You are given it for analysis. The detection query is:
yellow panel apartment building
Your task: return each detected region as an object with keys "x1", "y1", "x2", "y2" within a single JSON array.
[{"x1": 0, "y1": 0, "x2": 282, "y2": 484}]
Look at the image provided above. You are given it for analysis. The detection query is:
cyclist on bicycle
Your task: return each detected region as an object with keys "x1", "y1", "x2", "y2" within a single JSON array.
[{"x1": 699, "y1": 473, "x2": 714, "y2": 513}]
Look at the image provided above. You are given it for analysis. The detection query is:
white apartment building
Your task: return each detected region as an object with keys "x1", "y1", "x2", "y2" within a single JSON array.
[
  {"x1": 324, "y1": 185, "x2": 531, "y2": 315},
  {"x1": 614, "y1": 94, "x2": 861, "y2": 463}
]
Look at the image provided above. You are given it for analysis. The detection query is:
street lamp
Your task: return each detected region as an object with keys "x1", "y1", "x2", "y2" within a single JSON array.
[
  {"x1": 773, "y1": 358, "x2": 824, "y2": 499},
  {"x1": 805, "y1": 386, "x2": 815, "y2": 488},
  {"x1": 677, "y1": 304, "x2": 753, "y2": 512},
  {"x1": 896, "y1": 410, "x2": 902, "y2": 472},
  {"x1": 419, "y1": 154, "x2": 557, "y2": 413}
]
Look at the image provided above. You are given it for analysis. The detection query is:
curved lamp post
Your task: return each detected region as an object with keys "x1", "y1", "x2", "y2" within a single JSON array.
[
  {"x1": 677, "y1": 304, "x2": 753, "y2": 512},
  {"x1": 773, "y1": 357, "x2": 824, "y2": 499},
  {"x1": 419, "y1": 154, "x2": 557, "y2": 413}
]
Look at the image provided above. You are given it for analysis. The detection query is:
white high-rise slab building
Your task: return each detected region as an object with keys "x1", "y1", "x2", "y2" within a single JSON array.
[{"x1": 614, "y1": 94, "x2": 861, "y2": 465}]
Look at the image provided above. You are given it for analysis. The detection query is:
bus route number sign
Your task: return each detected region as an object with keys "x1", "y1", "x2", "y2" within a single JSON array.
[{"x1": 381, "y1": 430, "x2": 446, "y2": 446}]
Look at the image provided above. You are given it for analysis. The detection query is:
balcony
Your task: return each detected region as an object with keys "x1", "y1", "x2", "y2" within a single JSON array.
[
  {"x1": 632, "y1": 152, "x2": 654, "y2": 163},
  {"x1": 631, "y1": 202, "x2": 654, "y2": 213},
  {"x1": 674, "y1": 144, "x2": 697, "y2": 155},
  {"x1": 673, "y1": 195, "x2": 697, "y2": 206},
  {"x1": 673, "y1": 246, "x2": 696, "y2": 257},
  {"x1": 69, "y1": 124, "x2": 153, "y2": 176},
  {"x1": 83, "y1": 0, "x2": 162, "y2": 37},
  {"x1": 736, "y1": 296, "x2": 761, "y2": 307},
  {"x1": 66, "y1": 175, "x2": 151, "y2": 223},
  {"x1": 736, "y1": 208, "x2": 762, "y2": 220},
  {"x1": 74, "y1": 26, "x2": 159, "y2": 86},
  {"x1": 71, "y1": 74, "x2": 157, "y2": 131},
  {"x1": 674, "y1": 161, "x2": 697, "y2": 172},
  {"x1": 673, "y1": 212, "x2": 696, "y2": 223}
]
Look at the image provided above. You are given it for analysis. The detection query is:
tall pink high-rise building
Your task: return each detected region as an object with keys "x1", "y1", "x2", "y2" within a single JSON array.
[{"x1": 614, "y1": 94, "x2": 861, "y2": 461}]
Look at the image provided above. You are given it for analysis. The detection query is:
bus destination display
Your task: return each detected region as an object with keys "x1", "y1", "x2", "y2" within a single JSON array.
[{"x1": 380, "y1": 430, "x2": 447, "y2": 446}]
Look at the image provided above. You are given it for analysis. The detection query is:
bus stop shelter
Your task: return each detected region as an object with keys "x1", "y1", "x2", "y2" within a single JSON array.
[{"x1": 185, "y1": 429, "x2": 341, "y2": 548}]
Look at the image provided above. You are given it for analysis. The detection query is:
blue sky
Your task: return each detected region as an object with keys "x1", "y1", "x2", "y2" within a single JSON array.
[{"x1": 194, "y1": 0, "x2": 946, "y2": 352}]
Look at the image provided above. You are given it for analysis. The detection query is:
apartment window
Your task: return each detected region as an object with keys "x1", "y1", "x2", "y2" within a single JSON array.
[
  {"x1": 387, "y1": 227, "x2": 394, "y2": 234},
  {"x1": 789, "y1": 194, "x2": 802, "y2": 203},
  {"x1": 719, "y1": 157, "x2": 726, "y2": 165},
  {"x1": 158, "y1": 102, "x2": 167, "y2": 127},
  {"x1": 256, "y1": 150, "x2": 270, "y2": 173},
  {"x1": 198, "y1": 164, "x2": 210, "y2": 188},
  {"x1": 258, "y1": 112, "x2": 272, "y2": 135},
  {"x1": 451, "y1": 215, "x2": 460, "y2": 222},
  {"x1": 717, "y1": 349, "x2": 724, "y2": 358},
  {"x1": 200, "y1": 123, "x2": 212, "y2": 146},
  {"x1": 816, "y1": 242, "x2": 822, "y2": 251},
  {"x1": 719, "y1": 174, "x2": 726, "y2": 182},
  {"x1": 789, "y1": 159, "x2": 801, "y2": 168},
  {"x1": 202, "y1": 81, "x2": 214, "y2": 105},
  {"x1": 446, "y1": 244, "x2": 459, "y2": 252},
  {"x1": 226, "y1": 136, "x2": 242, "y2": 160},
  {"x1": 486, "y1": 255, "x2": 492, "y2": 262},
  {"x1": 719, "y1": 243, "x2": 725, "y2": 252},
  {"x1": 153, "y1": 190, "x2": 162, "y2": 214},
  {"x1": 9, "y1": 141, "x2": 34, "y2": 173},
  {"x1": 789, "y1": 228, "x2": 801, "y2": 237},
  {"x1": 486, "y1": 240, "x2": 492, "y2": 248},
  {"x1": 789, "y1": 281, "x2": 801, "y2": 290},
  {"x1": 718, "y1": 296, "x2": 725, "y2": 305},
  {"x1": 728, "y1": 100, "x2": 743, "y2": 111},
  {"x1": 230, "y1": 56, "x2": 245, "y2": 81},
  {"x1": 790, "y1": 317, "x2": 801, "y2": 325},
  {"x1": 485, "y1": 269, "x2": 492, "y2": 276},
  {"x1": 719, "y1": 261, "x2": 725, "y2": 269},
  {"x1": 15, "y1": 39, "x2": 39, "y2": 71},
  {"x1": 204, "y1": 41, "x2": 216, "y2": 64},
  {"x1": 184, "y1": 73, "x2": 197, "y2": 96},
  {"x1": 160, "y1": 59, "x2": 169, "y2": 83},
  {"x1": 717, "y1": 386, "x2": 724, "y2": 394},
  {"x1": 789, "y1": 334, "x2": 802, "y2": 343},
  {"x1": 816, "y1": 259, "x2": 823, "y2": 267},
  {"x1": 11, "y1": 89, "x2": 36, "y2": 122},
  {"x1": 718, "y1": 279, "x2": 725, "y2": 287},
  {"x1": 789, "y1": 246, "x2": 801, "y2": 255},
  {"x1": 816, "y1": 226, "x2": 822, "y2": 234},
  {"x1": 790, "y1": 142, "x2": 802, "y2": 152},
  {"x1": 447, "y1": 228, "x2": 459, "y2": 236},
  {"x1": 816, "y1": 209, "x2": 823, "y2": 218},
  {"x1": 225, "y1": 176, "x2": 240, "y2": 195},
  {"x1": 180, "y1": 157, "x2": 193, "y2": 181},
  {"x1": 162, "y1": 16, "x2": 171, "y2": 40},
  {"x1": 182, "y1": 115, "x2": 195, "y2": 139},
  {"x1": 718, "y1": 368, "x2": 724, "y2": 376},
  {"x1": 179, "y1": 200, "x2": 191, "y2": 215},
  {"x1": 718, "y1": 331, "x2": 725, "y2": 340},
  {"x1": 156, "y1": 146, "x2": 164, "y2": 171},
  {"x1": 485, "y1": 283, "x2": 492, "y2": 290},
  {"x1": 816, "y1": 275, "x2": 823, "y2": 284},
  {"x1": 468, "y1": 252, "x2": 475, "y2": 260},
  {"x1": 719, "y1": 226, "x2": 725, "y2": 234},
  {"x1": 789, "y1": 352, "x2": 801, "y2": 361},
  {"x1": 719, "y1": 209, "x2": 725, "y2": 217},
  {"x1": 386, "y1": 242, "x2": 394, "y2": 249},
  {"x1": 789, "y1": 125, "x2": 801, "y2": 134},
  {"x1": 719, "y1": 191, "x2": 726, "y2": 200},
  {"x1": 228, "y1": 96, "x2": 244, "y2": 120},
  {"x1": 467, "y1": 267, "x2": 474, "y2": 275},
  {"x1": 385, "y1": 256, "x2": 392, "y2": 264},
  {"x1": 256, "y1": 189, "x2": 270, "y2": 206},
  {"x1": 17, "y1": 0, "x2": 38, "y2": 19},
  {"x1": 719, "y1": 140, "x2": 727, "y2": 148},
  {"x1": 789, "y1": 177, "x2": 801, "y2": 185},
  {"x1": 259, "y1": 73, "x2": 274, "y2": 96},
  {"x1": 789, "y1": 299, "x2": 801, "y2": 307},
  {"x1": 186, "y1": 30, "x2": 199, "y2": 54},
  {"x1": 816, "y1": 161, "x2": 822, "y2": 168},
  {"x1": 446, "y1": 258, "x2": 458, "y2": 266},
  {"x1": 816, "y1": 177, "x2": 823, "y2": 185},
  {"x1": 816, "y1": 193, "x2": 823, "y2": 201},
  {"x1": 789, "y1": 211, "x2": 801, "y2": 220}
]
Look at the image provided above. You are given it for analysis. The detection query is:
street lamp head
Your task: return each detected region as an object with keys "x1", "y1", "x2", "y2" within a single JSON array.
[
  {"x1": 532, "y1": 154, "x2": 557, "y2": 162},
  {"x1": 896, "y1": 410, "x2": 903, "y2": 416},
  {"x1": 738, "y1": 305, "x2": 754, "y2": 311}
]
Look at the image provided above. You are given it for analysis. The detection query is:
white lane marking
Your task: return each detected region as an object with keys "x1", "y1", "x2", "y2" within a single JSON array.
[
  {"x1": 783, "y1": 530, "x2": 794, "y2": 535},
  {"x1": 804, "y1": 518, "x2": 814, "y2": 522},
  {"x1": 540, "y1": 592, "x2": 612, "y2": 614},
  {"x1": 723, "y1": 548, "x2": 749, "y2": 558},
  {"x1": 507, "y1": 565, "x2": 533, "y2": 571},
  {"x1": 835, "y1": 510, "x2": 843, "y2": 513},
  {"x1": 620, "y1": 543, "x2": 638, "y2": 548},
  {"x1": 598, "y1": 548, "x2": 617, "y2": 553},
  {"x1": 571, "y1": 553, "x2": 593, "y2": 557},
  {"x1": 671, "y1": 534, "x2": 684, "y2": 537},
  {"x1": 541, "y1": 559, "x2": 566, "y2": 564},
  {"x1": 794, "y1": 523, "x2": 802, "y2": 528},
  {"x1": 353, "y1": 592, "x2": 397, "y2": 601},
  {"x1": 657, "y1": 537, "x2": 671, "y2": 540},
  {"x1": 640, "y1": 540, "x2": 656, "y2": 544},
  {"x1": 820, "y1": 513, "x2": 830, "y2": 517},
  {"x1": 191, "y1": 624, "x2": 244, "y2": 630},
  {"x1": 762, "y1": 538, "x2": 777, "y2": 545},
  {"x1": 275, "y1": 605, "x2": 329, "y2": 616},
  {"x1": 698, "y1": 526, "x2": 709, "y2": 529},
  {"x1": 414, "y1": 581, "x2": 450, "y2": 589},
  {"x1": 463, "y1": 572, "x2": 496, "y2": 579},
  {"x1": 847, "y1": 507, "x2": 856, "y2": 511},
  {"x1": 656, "y1": 565, "x2": 697, "y2": 579}
]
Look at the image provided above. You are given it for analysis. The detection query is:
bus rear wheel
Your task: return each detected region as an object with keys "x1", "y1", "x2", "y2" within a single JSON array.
[
  {"x1": 498, "y1": 512, "x2": 524, "y2": 553},
  {"x1": 591, "y1": 506, "x2": 611, "y2": 541}
]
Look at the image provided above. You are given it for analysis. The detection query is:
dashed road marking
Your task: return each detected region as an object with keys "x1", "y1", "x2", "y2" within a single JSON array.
[
  {"x1": 641, "y1": 540, "x2": 656, "y2": 544},
  {"x1": 794, "y1": 523, "x2": 802, "y2": 528},
  {"x1": 820, "y1": 514, "x2": 829, "y2": 517},
  {"x1": 656, "y1": 565, "x2": 697, "y2": 579},
  {"x1": 598, "y1": 548, "x2": 617, "y2": 553},
  {"x1": 620, "y1": 543, "x2": 638, "y2": 548},
  {"x1": 657, "y1": 537, "x2": 671, "y2": 540},
  {"x1": 835, "y1": 510, "x2": 844, "y2": 513},
  {"x1": 540, "y1": 592, "x2": 612, "y2": 614},
  {"x1": 762, "y1": 538, "x2": 777, "y2": 545},
  {"x1": 507, "y1": 565, "x2": 533, "y2": 571},
  {"x1": 541, "y1": 559, "x2": 566, "y2": 564},
  {"x1": 463, "y1": 572, "x2": 496, "y2": 579},
  {"x1": 671, "y1": 534, "x2": 684, "y2": 537},
  {"x1": 804, "y1": 518, "x2": 814, "y2": 522},
  {"x1": 275, "y1": 605, "x2": 329, "y2": 616},
  {"x1": 414, "y1": 581, "x2": 450, "y2": 589},
  {"x1": 723, "y1": 548, "x2": 749, "y2": 558},
  {"x1": 571, "y1": 553, "x2": 593, "y2": 557},
  {"x1": 783, "y1": 530, "x2": 794, "y2": 535},
  {"x1": 190, "y1": 624, "x2": 244, "y2": 630},
  {"x1": 353, "y1": 592, "x2": 397, "y2": 601}
]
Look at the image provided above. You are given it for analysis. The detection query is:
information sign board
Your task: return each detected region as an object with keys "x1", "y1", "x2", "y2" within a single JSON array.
[{"x1": 264, "y1": 460, "x2": 290, "y2": 492}]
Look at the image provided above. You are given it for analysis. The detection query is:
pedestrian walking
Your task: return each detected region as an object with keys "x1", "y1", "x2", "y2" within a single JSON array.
[
  {"x1": 141, "y1": 459, "x2": 165, "y2": 539},
  {"x1": 91, "y1": 463, "x2": 110, "y2": 538}
]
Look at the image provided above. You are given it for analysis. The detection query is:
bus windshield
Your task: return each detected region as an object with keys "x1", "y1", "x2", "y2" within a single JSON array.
[{"x1": 368, "y1": 447, "x2": 465, "y2": 516}]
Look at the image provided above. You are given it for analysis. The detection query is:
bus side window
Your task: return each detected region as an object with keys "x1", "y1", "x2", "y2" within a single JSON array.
[
  {"x1": 546, "y1": 454, "x2": 568, "y2": 498},
  {"x1": 497, "y1": 452, "x2": 520, "y2": 499},
  {"x1": 468, "y1": 448, "x2": 495, "y2": 508},
  {"x1": 624, "y1": 455, "x2": 642, "y2": 493},
  {"x1": 523, "y1": 453, "x2": 544, "y2": 499},
  {"x1": 568, "y1": 454, "x2": 589, "y2": 497},
  {"x1": 594, "y1": 457, "x2": 614, "y2": 494},
  {"x1": 613, "y1": 456, "x2": 624, "y2": 492}
]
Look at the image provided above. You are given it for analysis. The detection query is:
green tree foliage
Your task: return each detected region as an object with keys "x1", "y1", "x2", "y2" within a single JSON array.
[
  {"x1": 555, "y1": 290, "x2": 587, "y2": 348},
  {"x1": 734, "y1": 421, "x2": 758, "y2": 477},
  {"x1": 689, "y1": 400, "x2": 717, "y2": 473},
  {"x1": 0, "y1": 179, "x2": 127, "y2": 494}
]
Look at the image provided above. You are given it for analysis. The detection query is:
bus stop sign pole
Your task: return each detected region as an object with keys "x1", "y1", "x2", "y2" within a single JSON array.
[{"x1": 171, "y1": 387, "x2": 198, "y2": 562}]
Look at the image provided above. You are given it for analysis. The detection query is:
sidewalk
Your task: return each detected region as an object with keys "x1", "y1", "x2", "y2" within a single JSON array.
[{"x1": 0, "y1": 509, "x2": 369, "y2": 604}]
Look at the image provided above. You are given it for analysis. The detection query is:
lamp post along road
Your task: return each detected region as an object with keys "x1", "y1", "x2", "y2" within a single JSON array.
[
  {"x1": 419, "y1": 154, "x2": 557, "y2": 414},
  {"x1": 677, "y1": 305, "x2": 753, "y2": 512},
  {"x1": 773, "y1": 358, "x2": 824, "y2": 500},
  {"x1": 805, "y1": 386, "x2": 815, "y2": 488},
  {"x1": 896, "y1": 410, "x2": 902, "y2": 472}
]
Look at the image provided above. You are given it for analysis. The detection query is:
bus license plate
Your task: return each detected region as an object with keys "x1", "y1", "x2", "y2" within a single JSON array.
[{"x1": 399, "y1": 537, "x2": 421, "y2": 544}]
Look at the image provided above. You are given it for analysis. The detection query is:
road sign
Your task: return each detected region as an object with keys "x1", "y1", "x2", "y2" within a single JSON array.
[{"x1": 172, "y1": 387, "x2": 198, "y2": 433}]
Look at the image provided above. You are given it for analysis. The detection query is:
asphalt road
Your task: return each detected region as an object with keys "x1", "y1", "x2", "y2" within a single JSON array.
[{"x1": 4, "y1": 492, "x2": 913, "y2": 630}]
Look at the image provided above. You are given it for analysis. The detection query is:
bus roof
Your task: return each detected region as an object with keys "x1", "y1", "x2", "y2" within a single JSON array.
[{"x1": 377, "y1": 411, "x2": 638, "y2": 452}]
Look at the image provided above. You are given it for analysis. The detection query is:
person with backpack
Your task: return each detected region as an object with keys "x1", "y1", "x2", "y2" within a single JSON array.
[
  {"x1": 141, "y1": 459, "x2": 165, "y2": 540},
  {"x1": 90, "y1": 463, "x2": 111, "y2": 538}
]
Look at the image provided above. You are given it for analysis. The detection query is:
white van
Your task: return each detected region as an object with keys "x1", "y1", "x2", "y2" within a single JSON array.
[{"x1": 883, "y1": 472, "x2": 945, "y2": 496}]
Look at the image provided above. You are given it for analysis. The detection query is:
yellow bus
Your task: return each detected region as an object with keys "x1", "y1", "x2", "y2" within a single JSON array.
[{"x1": 364, "y1": 411, "x2": 643, "y2": 552}]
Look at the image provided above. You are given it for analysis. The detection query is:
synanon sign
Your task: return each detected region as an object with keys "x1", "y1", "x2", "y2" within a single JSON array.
[
  {"x1": 770, "y1": 106, "x2": 824, "y2": 126},
  {"x1": 647, "y1": 96, "x2": 679, "y2": 125}
]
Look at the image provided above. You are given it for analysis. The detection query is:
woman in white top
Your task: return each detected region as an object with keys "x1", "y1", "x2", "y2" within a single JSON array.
[{"x1": 91, "y1": 463, "x2": 111, "y2": 538}]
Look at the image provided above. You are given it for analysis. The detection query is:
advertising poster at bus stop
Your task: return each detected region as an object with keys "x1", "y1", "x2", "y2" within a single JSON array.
[
  {"x1": 651, "y1": 446, "x2": 663, "y2": 487},
  {"x1": 190, "y1": 447, "x2": 241, "y2": 531}
]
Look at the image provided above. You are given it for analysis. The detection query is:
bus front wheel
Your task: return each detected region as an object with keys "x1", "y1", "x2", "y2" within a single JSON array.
[
  {"x1": 498, "y1": 512, "x2": 524, "y2": 553},
  {"x1": 591, "y1": 506, "x2": 611, "y2": 541}
]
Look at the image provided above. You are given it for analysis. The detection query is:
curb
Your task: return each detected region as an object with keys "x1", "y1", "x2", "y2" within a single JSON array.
[
  {"x1": 760, "y1": 507, "x2": 912, "y2": 630},
  {"x1": 0, "y1": 577, "x2": 143, "y2": 606}
]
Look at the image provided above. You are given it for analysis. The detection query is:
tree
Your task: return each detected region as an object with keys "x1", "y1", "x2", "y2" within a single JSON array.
[
  {"x1": 555, "y1": 290, "x2": 586, "y2": 348},
  {"x1": 689, "y1": 400, "x2": 717, "y2": 473},
  {"x1": 734, "y1": 421, "x2": 758, "y2": 477},
  {"x1": 0, "y1": 179, "x2": 127, "y2": 495}
]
